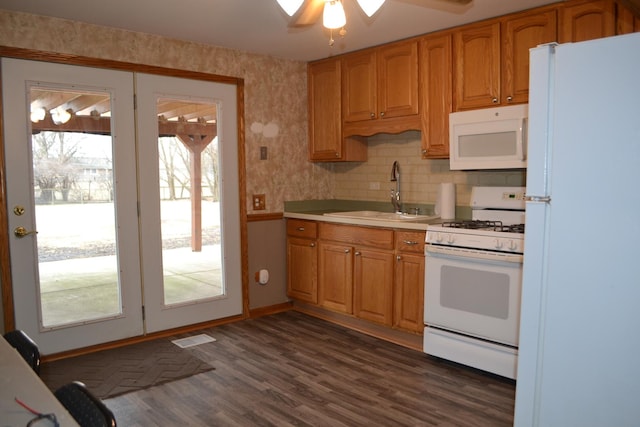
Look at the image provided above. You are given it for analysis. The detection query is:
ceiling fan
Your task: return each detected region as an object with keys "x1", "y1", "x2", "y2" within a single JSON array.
[{"x1": 276, "y1": 0, "x2": 473, "y2": 29}]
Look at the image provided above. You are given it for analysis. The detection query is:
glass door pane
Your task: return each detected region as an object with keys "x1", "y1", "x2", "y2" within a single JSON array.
[
  {"x1": 156, "y1": 98, "x2": 223, "y2": 305},
  {"x1": 136, "y1": 73, "x2": 242, "y2": 334},
  {"x1": 3, "y1": 58, "x2": 143, "y2": 354}
]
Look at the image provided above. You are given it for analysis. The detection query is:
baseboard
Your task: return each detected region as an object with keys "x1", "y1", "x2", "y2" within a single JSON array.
[
  {"x1": 291, "y1": 301, "x2": 423, "y2": 352},
  {"x1": 248, "y1": 301, "x2": 293, "y2": 318}
]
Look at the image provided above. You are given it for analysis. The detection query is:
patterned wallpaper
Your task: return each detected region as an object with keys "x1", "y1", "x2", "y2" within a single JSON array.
[
  {"x1": 0, "y1": 9, "x2": 332, "y2": 214},
  {"x1": 0, "y1": 10, "x2": 525, "y2": 214}
]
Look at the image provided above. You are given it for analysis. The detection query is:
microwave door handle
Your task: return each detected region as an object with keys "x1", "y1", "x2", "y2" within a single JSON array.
[{"x1": 518, "y1": 117, "x2": 527, "y2": 161}]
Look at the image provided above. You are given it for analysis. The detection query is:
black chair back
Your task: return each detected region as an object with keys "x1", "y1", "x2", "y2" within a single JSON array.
[
  {"x1": 54, "y1": 381, "x2": 117, "y2": 427},
  {"x1": 3, "y1": 330, "x2": 41, "y2": 374}
]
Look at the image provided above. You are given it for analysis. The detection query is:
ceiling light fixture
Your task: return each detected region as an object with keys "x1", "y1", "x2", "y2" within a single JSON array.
[
  {"x1": 276, "y1": 0, "x2": 386, "y2": 37},
  {"x1": 323, "y1": 1, "x2": 347, "y2": 29},
  {"x1": 50, "y1": 107, "x2": 72, "y2": 125},
  {"x1": 30, "y1": 106, "x2": 46, "y2": 123}
]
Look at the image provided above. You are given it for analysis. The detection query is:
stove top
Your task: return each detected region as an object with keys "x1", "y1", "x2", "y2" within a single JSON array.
[
  {"x1": 441, "y1": 220, "x2": 525, "y2": 234},
  {"x1": 427, "y1": 221, "x2": 525, "y2": 253}
]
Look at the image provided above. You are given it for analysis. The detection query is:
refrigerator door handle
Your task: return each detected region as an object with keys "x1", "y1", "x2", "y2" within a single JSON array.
[{"x1": 524, "y1": 195, "x2": 551, "y2": 203}]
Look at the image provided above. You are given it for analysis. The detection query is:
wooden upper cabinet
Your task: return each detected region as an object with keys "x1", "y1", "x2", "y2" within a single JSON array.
[
  {"x1": 419, "y1": 33, "x2": 452, "y2": 159},
  {"x1": 559, "y1": 0, "x2": 616, "y2": 42},
  {"x1": 615, "y1": 0, "x2": 640, "y2": 34},
  {"x1": 453, "y1": 21, "x2": 501, "y2": 110},
  {"x1": 377, "y1": 41, "x2": 420, "y2": 120},
  {"x1": 342, "y1": 50, "x2": 377, "y2": 122},
  {"x1": 308, "y1": 58, "x2": 342, "y2": 161},
  {"x1": 308, "y1": 58, "x2": 366, "y2": 162},
  {"x1": 343, "y1": 40, "x2": 419, "y2": 123},
  {"x1": 502, "y1": 8, "x2": 557, "y2": 105}
]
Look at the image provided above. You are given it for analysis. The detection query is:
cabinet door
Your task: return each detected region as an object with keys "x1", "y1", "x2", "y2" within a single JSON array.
[
  {"x1": 342, "y1": 50, "x2": 377, "y2": 122},
  {"x1": 615, "y1": 0, "x2": 640, "y2": 34},
  {"x1": 378, "y1": 41, "x2": 420, "y2": 119},
  {"x1": 394, "y1": 252, "x2": 425, "y2": 332},
  {"x1": 354, "y1": 248, "x2": 394, "y2": 325},
  {"x1": 308, "y1": 58, "x2": 342, "y2": 161},
  {"x1": 453, "y1": 21, "x2": 501, "y2": 110},
  {"x1": 502, "y1": 9, "x2": 557, "y2": 105},
  {"x1": 318, "y1": 242, "x2": 353, "y2": 313},
  {"x1": 287, "y1": 237, "x2": 317, "y2": 303},
  {"x1": 420, "y1": 33, "x2": 452, "y2": 159},
  {"x1": 559, "y1": 0, "x2": 615, "y2": 42}
]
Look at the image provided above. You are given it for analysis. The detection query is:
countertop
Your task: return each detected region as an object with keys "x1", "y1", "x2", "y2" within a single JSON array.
[{"x1": 283, "y1": 200, "x2": 450, "y2": 231}]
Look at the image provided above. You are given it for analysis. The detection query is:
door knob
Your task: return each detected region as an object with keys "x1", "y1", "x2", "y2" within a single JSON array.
[{"x1": 14, "y1": 226, "x2": 38, "y2": 238}]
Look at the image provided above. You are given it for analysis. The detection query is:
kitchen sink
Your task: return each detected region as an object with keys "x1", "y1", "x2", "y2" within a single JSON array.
[{"x1": 323, "y1": 210, "x2": 439, "y2": 222}]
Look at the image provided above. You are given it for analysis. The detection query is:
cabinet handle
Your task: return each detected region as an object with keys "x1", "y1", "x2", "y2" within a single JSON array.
[
  {"x1": 335, "y1": 152, "x2": 340, "y2": 157},
  {"x1": 396, "y1": 255, "x2": 402, "y2": 261},
  {"x1": 492, "y1": 97, "x2": 498, "y2": 103},
  {"x1": 310, "y1": 242, "x2": 316, "y2": 247},
  {"x1": 297, "y1": 227, "x2": 305, "y2": 231},
  {"x1": 354, "y1": 251, "x2": 361, "y2": 256},
  {"x1": 506, "y1": 96, "x2": 513, "y2": 102},
  {"x1": 380, "y1": 111, "x2": 385, "y2": 117},
  {"x1": 344, "y1": 249, "x2": 350, "y2": 253},
  {"x1": 370, "y1": 112, "x2": 375, "y2": 119},
  {"x1": 403, "y1": 240, "x2": 418, "y2": 245}
]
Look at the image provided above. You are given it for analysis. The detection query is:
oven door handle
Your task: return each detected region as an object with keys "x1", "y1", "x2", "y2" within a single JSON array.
[{"x1": 425, "y1": 245, "x2": 523, "y2": 264}]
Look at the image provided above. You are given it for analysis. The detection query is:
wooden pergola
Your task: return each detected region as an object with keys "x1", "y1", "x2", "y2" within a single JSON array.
[{"x1": 30, "y1": 89, "x2": 217, "y2": 252}]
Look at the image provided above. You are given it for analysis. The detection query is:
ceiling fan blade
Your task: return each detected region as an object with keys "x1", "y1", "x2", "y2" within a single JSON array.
[{"x1": 289, "y1": 0, "x2": 325, "y2": 27}]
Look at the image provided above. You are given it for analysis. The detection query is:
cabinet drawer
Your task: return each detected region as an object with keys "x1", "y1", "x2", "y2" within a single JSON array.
[
  {"x1": 395, "y1": 231, "x2": 425, "y2": 253},
  {"x1": 319, "y1": 222, "x2": 394, "y2": 250},
  {"x1": 287, "y1": 219, "x2": 317, "y2": 239}
]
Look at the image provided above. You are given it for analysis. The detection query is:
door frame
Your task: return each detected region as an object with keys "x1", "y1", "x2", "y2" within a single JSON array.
[{"x1": 0, "y1": 46, "x2": 249, "y2": 337}]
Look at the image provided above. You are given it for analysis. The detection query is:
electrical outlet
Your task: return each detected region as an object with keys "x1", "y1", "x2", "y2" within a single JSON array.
[{"x1": 253, "y1": 194, "x2": 266, "y2": 210}]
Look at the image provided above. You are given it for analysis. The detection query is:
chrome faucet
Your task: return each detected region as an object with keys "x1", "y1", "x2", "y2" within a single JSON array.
[{"x1": 390, "y1": 160, "x2": 401, "y2": 213}]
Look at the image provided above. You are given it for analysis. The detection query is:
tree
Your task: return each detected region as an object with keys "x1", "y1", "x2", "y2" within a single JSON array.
[
  {"x1": 32, "y1": 131, "x2": 79, "y2": 203},
  {"x1": 203, "y1": 139, "x2": 219, "y2": 201},
  {"x1": 158, "y1": 136, "x2": 191, "y2": 200}
]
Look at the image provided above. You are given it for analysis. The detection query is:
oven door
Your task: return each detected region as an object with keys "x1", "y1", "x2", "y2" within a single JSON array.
[{"x1": 424, "y1": 245, "x2": 523, "y2": 346}]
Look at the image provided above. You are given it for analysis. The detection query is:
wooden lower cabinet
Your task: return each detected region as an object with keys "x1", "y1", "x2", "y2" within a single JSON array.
[
  {"x1": 286, "y1": 220, "x2": 318, "y2": 304},
  {"x1": 287, "y1": 221, "x2": 426, "y2": 333},
  {"x1": 393, "y1": 231, "x2": 426, "y2": 333},
  {"x1": 353, "y1": 248, "x2": 395, "y2": 325},
  {"x1": 289, "y1": 221, "x2": 425, "y2": 334},
  {"x1": 394, "y1": 252, "x2": 425, "y2": 332},
  {"x1": 318, "y1": 241, "x2": 354, "y2": 313},
  {"x1": 287, "y1": 237, "x2": 317, "y2": 303}
]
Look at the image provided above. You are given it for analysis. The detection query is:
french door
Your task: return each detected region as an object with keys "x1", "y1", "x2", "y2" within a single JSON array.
[
  {"x1": 136, "y1": 73, "x2": 242, "y2": 333},
  {"x1": 1, "y1": 58, "x2": 242, "y2": 354}
]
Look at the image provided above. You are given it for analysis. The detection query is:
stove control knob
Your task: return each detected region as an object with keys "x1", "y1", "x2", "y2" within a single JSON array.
[
  {"x1": 446, "y1": 234, "x2": 455, "y2": 244},
  {"x1": 494, "y1": 239, "x2": 504, "y2": 249},
  {"x1": 508, "y1": 240, "x2": 518, "y2": 251},
  {"x1": 434, "y1": 233, "x2": 443, "y2": 243}
]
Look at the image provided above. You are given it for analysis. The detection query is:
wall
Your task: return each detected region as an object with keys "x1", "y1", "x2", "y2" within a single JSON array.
[
  {"x1": 333, "y1": 131, "x2": 526, "y2": 209},
  {"x1": 0, "y1": 9, "x2": 332, "y2": 214},
  {"x1": 0, "y1": 10, "x2": 526, "y2": 318},
  {"x1": 0, "y1": 9, "x2": 326, "y2": 319},
  {"x1": 247, "y1": 220, "x2": 286, "y2": 310}
]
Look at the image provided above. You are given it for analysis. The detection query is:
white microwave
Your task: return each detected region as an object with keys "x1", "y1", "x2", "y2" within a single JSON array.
[{"x1": 449, "y1": 104, "x2": 528, "y2": 170}]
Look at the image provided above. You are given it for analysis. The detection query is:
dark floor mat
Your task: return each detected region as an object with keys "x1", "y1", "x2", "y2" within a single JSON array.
[{"x1": 40, "y1": 337, "x2": 215, "y2": 399}]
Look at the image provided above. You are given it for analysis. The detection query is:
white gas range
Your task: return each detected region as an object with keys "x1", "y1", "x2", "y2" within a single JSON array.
[{"x1": 423, "y1": 186, "x2": 525, "y2": 379}]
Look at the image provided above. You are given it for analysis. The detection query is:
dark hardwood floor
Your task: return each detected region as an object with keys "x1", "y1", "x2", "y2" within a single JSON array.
[{"x1": 104, "y1": 311, "x2": 515, "y2": 426}]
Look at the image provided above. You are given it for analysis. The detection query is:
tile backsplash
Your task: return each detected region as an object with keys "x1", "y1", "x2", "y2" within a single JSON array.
[{"x1": 332, "y1": 131, "x2": 526, "y2": 208}]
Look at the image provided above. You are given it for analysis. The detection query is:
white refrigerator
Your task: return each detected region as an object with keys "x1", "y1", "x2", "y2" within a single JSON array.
[{"x1": 515, "y1": 33, "x2": 640, "y2": 426}]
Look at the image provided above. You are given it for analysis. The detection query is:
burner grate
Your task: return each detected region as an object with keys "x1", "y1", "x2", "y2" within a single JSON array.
[
  {"x1": 442, "y1": 220, "x2": 525, "y2": 233},
  {"x1": 442, "y1": 220, "x2": 503, "y2": 229}
]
